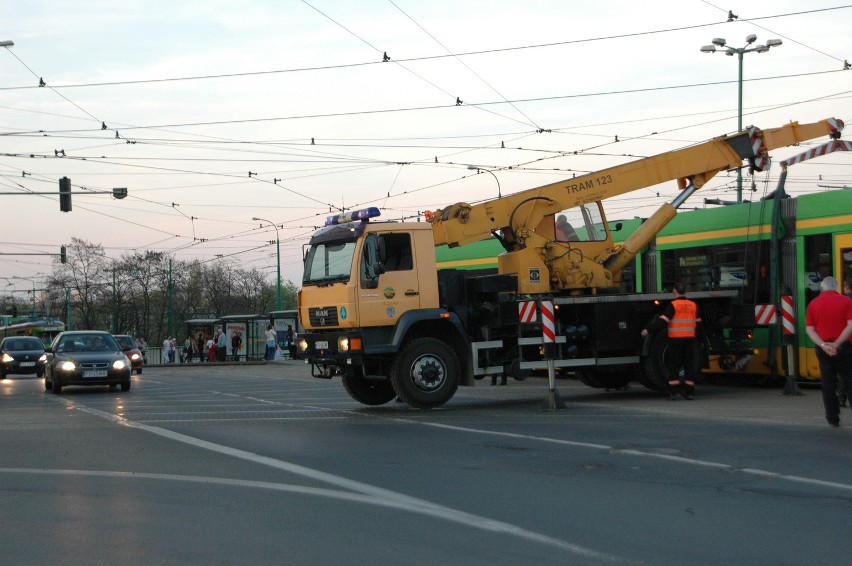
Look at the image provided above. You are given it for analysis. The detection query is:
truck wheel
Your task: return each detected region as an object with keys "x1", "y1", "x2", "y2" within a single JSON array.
[
  {"x1": 507, "y1": 358, "x2": 529, "y2": 382},
  {"x1": 342, "y1": 368, "x2": 396, "y2": 406},
  {"x1": 577, "y1": 368, "x2": 631, "y2": 389},
  {"x1": 641, "y1": 331, "x2": 670, "y2": 390},
  {"x1": 391, "y1": 337, "x2": 460, "y2": 409}
]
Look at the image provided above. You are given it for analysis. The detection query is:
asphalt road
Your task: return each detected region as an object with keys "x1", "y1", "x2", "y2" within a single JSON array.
[{"x1": 1, "y1": 361, "x2": 850, "y2": 565}]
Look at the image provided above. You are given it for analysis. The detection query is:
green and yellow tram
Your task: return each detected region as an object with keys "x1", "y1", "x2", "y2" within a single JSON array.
[
  {"x1": 435, "y1": 188, "x2": 852, "y2": 383},
  {"x1": 0, "y1": 316, "x2": 66, "y2": 348}
]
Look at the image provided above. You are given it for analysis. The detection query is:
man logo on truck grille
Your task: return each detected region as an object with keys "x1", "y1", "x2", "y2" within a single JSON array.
[{"x1": 529, "y1": 267, "x2": 541, "y2": 284}]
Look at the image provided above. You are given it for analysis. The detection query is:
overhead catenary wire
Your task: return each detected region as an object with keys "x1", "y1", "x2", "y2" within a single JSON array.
[
  {"x1": 0, "y1": 5, "x2": 847, "y2": 93},
  {"x1": 0, "y1": 5, "x2": 848, "y2": 276}
]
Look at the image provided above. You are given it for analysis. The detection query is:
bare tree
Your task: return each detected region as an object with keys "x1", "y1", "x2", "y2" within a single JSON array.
[{"x1": 48, "y1": 238, "x2": 109, "y2": 329}]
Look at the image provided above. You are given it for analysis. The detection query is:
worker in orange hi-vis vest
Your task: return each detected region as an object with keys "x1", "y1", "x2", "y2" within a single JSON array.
[{"x1": 641, "y1": 283, "x2": 702, "y2": 400}]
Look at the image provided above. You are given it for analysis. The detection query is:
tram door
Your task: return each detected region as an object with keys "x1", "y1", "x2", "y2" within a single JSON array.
[
  {"x1": 801, "y1": 232, "x2": 852, "y2": 378},
  {"x1": 838, "y1": 233, "x2": 852, "y2": 292}
]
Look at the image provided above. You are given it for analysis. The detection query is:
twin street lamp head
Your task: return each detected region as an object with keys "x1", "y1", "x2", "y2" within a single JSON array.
[
  {"x1": 700, "y1": 34, "x2": 782, "y2": 203},
  {"x1": 700, "y1": 35, "x2": 782, "y2": 55}
]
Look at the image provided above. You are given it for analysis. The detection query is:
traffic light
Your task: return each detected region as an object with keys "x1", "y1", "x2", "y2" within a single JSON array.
[
  {"x1": 59, "y1": 176, "x2": 72, "y2": 212},
  {"x1": 60, "y1": 245, "x2": 67, "y2": 264}
]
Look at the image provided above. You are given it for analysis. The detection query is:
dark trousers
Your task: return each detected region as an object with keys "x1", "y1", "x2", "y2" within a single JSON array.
[
  {"x1": 666, "y1": 338, "x2": 698, "y2": 392},
  {"x1": 817, "y1": 342, "x2": 852, "y2": 423}
]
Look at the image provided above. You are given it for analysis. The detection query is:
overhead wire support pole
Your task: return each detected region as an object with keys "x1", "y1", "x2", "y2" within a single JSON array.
[
  {"x1": 700, "y1": 34, "x2": 783, "y2": 203},
  {"x1": 252, "y1": 217, "x2": 282, "y2": 311}
]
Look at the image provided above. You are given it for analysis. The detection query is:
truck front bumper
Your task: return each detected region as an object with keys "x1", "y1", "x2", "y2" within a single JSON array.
[{"x1": 300, "y1": 331, "x2": 363, "y2": 377}]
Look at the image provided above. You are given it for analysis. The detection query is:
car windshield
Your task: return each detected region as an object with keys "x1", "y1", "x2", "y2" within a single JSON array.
[
  {"x1": 57, "y1": 334, "x2": 119, "y2": 353},
  {"x1": 114, "y1": 336, "x2": 134, "y2": 349},
  {"x1": 4, "y1": 338, "x2": 44, "y2": 350}
]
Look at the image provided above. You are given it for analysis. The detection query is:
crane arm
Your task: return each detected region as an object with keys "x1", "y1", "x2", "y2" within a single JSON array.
[{"x1": 427, "y1": 118, "x2": 844, "y2": 249}]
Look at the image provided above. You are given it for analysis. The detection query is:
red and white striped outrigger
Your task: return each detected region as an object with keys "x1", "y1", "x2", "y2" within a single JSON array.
[{"x1": 781, "y1": 138, "x2": 852, "y2": 168}]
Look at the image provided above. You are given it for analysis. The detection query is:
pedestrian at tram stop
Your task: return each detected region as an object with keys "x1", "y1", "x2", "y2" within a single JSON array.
[
  {"x1": 286, "y1": 325, "x2": 297, "y2": 360},
  {"x1": 216, "y1": 328, "x2": 228, "y2": 362},
  {"x1": 137, "y1": 337, "x2": 148, "y2": 364},
  {"x1": 804, "y1": 276, "x2": 852, "y2": 428},
  {"x1": 196, "y1": 332, "x2": 205, "y2": 363},
  {"x1": 641, "y1": 283, "x2": 702, "y2": 400},
  {"x1": 183, "y1": 335, "x2": 195, "y2": 363},
  {"x1": 265, "y1": 324, "x2": 277, "y2": 361},
  {"x1": 207, "y1": 333, "x2": 216, "y2": 362},
  {"x1": 162, "y1": 336, "x2": 171, "y2": 364},
  {"x1": 231, "y1": 331, "x2": 242, "y2": 361}
]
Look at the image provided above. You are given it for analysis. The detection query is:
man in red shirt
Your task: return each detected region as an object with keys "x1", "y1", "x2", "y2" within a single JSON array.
[{"x1": 805, "y1": 276, "x2": 852, "y2": 427}]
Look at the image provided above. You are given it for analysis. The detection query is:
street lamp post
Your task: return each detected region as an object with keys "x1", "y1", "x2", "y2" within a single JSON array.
[
  {"x1": 701, "y1": 35, "x2": 782, "y2": 203},
  {"x1": 253, "y1": 217, "x2": 282, "y2": 311},
  {"x1": 466, "y1": 165, "x2": 502, "y2": 198}
]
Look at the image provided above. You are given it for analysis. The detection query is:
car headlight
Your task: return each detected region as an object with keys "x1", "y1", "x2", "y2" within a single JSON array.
[
  {"x1": 60, "y1": 361, "x2": 76, "y2": 371},
  {"x1": 112, "y1": 359, "x2": 127, "y2": 370},
  {"x1": 38, "y1": 354, "x2": 47, "y2": 363},
  {"x1": 1, "y1": 353, "x2": 13, "y2": 363},
  {"x1": 297, "y1": 338, "x2": 308, "y2": 352},
  {"x1": 130, "y1": 353, "x2": 141, "y2": 361}
]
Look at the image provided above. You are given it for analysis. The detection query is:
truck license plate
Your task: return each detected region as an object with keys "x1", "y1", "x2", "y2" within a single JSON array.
[
  {"x1": 82, "y1": 370, "x2": 108, "y2": 378},
  {"x1": 315, "y1": 341, "x2": 329, "y2": 350}
]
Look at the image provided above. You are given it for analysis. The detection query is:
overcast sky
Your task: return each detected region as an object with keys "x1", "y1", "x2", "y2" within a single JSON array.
[{"x1": 1, "y1": 0, "x2": 850, "y2": 292}]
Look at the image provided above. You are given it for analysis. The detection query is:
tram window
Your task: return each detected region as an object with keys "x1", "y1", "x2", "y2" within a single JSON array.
[
  {"x1": 660, "y1": 240, "x2": 768, "y2": 302},
  {"x1": 843, "y1": 247, "x2": 852, "y2": 292},
  {"x1": 803, "y1": 234, "x2": 833, "y2": 305}
]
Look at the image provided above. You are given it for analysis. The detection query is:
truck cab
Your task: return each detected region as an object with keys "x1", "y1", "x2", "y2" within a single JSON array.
[{"x1": 298, "y1": 209, "x2": 477, "y2": 407}]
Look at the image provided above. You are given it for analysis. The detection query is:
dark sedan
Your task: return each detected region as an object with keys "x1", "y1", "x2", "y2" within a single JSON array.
[
  {"x1": 44, "y1": 331, "x2": 132, "y2": 393},
  {"x1": 0, "y1": 336, "x2": 47, "y2": 378}
]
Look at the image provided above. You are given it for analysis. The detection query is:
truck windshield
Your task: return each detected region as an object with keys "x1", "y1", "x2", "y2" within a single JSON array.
[{"x1": 303, "y1": 241, "x2": 357, "y2": 285}]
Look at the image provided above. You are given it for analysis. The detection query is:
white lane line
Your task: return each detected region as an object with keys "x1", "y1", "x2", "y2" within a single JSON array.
[
  {"x1": 413, "y1": 421, "x2": 852, "y2": 494},
  {"x1": 57, "y1": 400, "x2": 628, "y2": 564}
]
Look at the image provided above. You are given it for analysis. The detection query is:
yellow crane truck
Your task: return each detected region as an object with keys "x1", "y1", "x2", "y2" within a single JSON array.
[{"x1": 296, "y1": 118, "x2": 844, "y2": 408}]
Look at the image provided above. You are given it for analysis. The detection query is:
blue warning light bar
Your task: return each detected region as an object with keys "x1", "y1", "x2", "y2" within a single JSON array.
[{"x1": 324, "y1": 207, "x2": 381, "y2": 226}]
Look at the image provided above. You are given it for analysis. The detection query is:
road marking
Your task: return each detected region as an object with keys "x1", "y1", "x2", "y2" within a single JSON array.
[
  {"x1": 48, "y1": 399, "x2": 629, "y2": 564},
  {"x1": 414, "y1": 421, "x2": 852, "y2": 493}
]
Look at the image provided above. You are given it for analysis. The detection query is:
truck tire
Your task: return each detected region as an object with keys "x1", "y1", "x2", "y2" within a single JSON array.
[
  {"x1": 641, "y1": 330, "x2": 704, "y2": 391},
  {"x1": 342, "y1": 367, "x2": 396, "y2": 406},
  {"x1": 391, "y1": 337, "x2": 460, "y2": 409},
  {"x1": 640, "y1": 330, "x2": 669, "y2": 390},
  {"x1": 577, "y1": 367, "x2": 632, "y2": 390}
]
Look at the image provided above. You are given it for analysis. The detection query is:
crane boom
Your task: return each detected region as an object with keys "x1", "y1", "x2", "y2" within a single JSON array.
[
  {"x1": 428, "y1": 118, "x2": 843, "y2": 249},
  {"x1": 426, "y1": 118, "x2": 843, "y2": 293}
]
